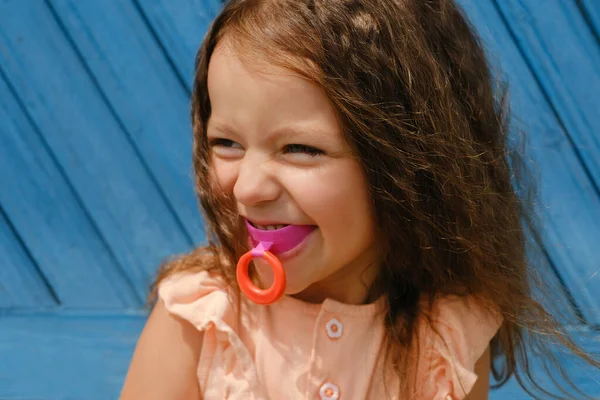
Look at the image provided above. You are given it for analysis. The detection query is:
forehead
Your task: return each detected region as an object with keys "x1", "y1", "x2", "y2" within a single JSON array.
[
  {"x1": 207, "y1": 39, "x2": 317, "y2": 91},
  {"x1": 206, "y1": 42, "x2": 341, "y2": 138}
]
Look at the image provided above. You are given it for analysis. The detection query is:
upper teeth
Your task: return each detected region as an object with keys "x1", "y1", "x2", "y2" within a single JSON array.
[{"x1": 254, "y1": 224, "x2": 287, "y2": 230}]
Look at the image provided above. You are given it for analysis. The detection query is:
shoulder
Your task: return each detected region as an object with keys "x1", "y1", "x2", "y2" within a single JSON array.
[
  {"x1": 424, "y1": 295, "x2": 502, "y2": 348},
  {"x1": 120, "y1": 299, "x2": 203, "y2": 399},
  {"x1": 120, "y1": 269, "x2": 235, "y2": 399},
  {"x1": 414, "y1": 295, "x2": 502, "y2": 400}
]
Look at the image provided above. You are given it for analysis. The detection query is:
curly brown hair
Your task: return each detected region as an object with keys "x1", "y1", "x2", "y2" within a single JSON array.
[{"x1": 152, "y1": 0, "x2": 599, "y2": 397}]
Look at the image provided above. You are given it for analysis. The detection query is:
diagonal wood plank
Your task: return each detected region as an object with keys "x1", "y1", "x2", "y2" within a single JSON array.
[
  {"x1": 135, "y1": 0, "x2": 222, "y2": 90},
  {"x1": 489, "y1": 326, "x2": 600, "y2": 399},
  {"x1": 457, "y1": 0, "x2": 600, "y2": 325},
  {"x1": 48, "y1": 0, "x2": 207, "y2": 245},
  {"x1": 526, "y1": 237, "x2": 579, "y2": 324},
  {"x1": 493, "y1": 0, "x2": 600, "y2": 193},
  {"x1": 580, "y1": 0, "x2": 600, "y2": 42},
  {"x1": 0, "y1": 207, "x2": 57, "y2": 308},
  {"x1": 579, "y1": 0, "x2": 600, "y2": 41},
  {"x1": 0, "y1": 1, "x2": 194, "y2": 304},
  {"x1": 0, "y1": 73, "x2": 138, "y2": 308}
]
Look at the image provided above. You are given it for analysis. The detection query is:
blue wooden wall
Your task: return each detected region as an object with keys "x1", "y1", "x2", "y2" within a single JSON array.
[{"x1": 0, "y1": 1, "x2": 598, "y2": 398}]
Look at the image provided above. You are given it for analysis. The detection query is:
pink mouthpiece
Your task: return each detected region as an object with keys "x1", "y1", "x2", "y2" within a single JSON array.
[{"x1": 245, "y1": 220, "x2": 315, "y2": 255}]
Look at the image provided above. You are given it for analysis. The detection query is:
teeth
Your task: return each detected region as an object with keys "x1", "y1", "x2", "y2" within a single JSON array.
[{"x1": 255, "y1": 224, "x2": 287, "y2": 230}]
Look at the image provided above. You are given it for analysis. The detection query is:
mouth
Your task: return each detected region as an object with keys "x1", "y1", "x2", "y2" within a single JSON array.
[{"x1": 245, "y1": 219, "x2": 316, "y2": 254}]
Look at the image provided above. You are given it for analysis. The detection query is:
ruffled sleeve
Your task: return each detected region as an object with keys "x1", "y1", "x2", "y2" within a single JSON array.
[
  {"x1": 158, "y1": 270, "x2": 235, "y2": 329},
  {"x1": 158, "y1": 271, "x2": 265, "y2": 400},
  {"x1": 415, "y1": 296, "x2": 502, "y2": 400}
]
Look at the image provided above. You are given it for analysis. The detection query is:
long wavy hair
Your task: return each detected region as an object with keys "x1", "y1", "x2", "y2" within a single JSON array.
[{"x1": 153, "y1": 0, "x2": 599, "y2": 397}]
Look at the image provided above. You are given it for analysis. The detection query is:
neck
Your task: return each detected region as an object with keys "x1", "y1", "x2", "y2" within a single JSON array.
[{"x1": 292, "y1": 259, "x2": 383, "y2": 305}]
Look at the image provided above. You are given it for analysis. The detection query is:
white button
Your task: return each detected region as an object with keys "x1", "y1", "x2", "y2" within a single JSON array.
[
  {"x1": 325, "y1": 318, "x2": 343, "y2": 339},
  {"x1": 319, "y1": 382, "x2": 340, "y2": 400}
]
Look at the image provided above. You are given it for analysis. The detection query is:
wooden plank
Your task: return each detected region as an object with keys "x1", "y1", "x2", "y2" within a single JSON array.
[
  {"x1": 0, "y1": 1, "x2": 194, "y2": 303},
  {"x1": 527, "y1": 239, "x2": 579, "y2": 325},
  {"x1": 580, "y1": 0, "x2": 600, "y2": 41},
  {"x1": 494, "y1": 0, "x2": 600, "y2": 194},
  {"x1": 489, "y1": 327, "x2": 600, "y2": 399},
  {"x1": 0, "y1": 312, "x2": 146, "y2": 399},
  {"x1": 457, "y1": 0, "x2": 600, "y2": 325},
  {"x1": 0, "y1": 73, "x2": 138, "y2": 308},
  {"x1": 135, "y1": 0, "x2": 222, "y2": 89},
  {"x1": 49, "y1": 0, "x2": 207, "y2": 244},
  {"x1": 579, "y1": 0, "x2": 600, "y2": 41},
  {"x1": 0, "y1": 208, "x2": 56, "y2": 308}
]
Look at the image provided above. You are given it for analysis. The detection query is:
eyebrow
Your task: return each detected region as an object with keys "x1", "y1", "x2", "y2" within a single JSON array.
[
  {"x1": 207, "y1": 121, "x2": 339, "y2": 143},
  {"x1": 205, "y1": 121, "x2": 235, "y2": 136}
]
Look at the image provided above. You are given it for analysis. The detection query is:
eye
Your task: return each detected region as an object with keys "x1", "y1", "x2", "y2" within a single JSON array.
[
  {"x1": 283, "y1": 144, "x2": 325, "y2": 157},
  {"x1": 209, "y1": 138, "x2": 242, "y2": 148},
  {"x1": 208, "y1": 138, "x2": 244, "y2": 158}
]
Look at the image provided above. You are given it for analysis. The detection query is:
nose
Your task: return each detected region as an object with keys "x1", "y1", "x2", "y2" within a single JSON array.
[{"x1": 233, "y1": 151, "x2": 281, "y2": 207}]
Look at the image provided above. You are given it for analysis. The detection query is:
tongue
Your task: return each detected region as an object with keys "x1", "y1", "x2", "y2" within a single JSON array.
[{"x1": 245, "y1": 220, "x2": 315, "y2": 254}]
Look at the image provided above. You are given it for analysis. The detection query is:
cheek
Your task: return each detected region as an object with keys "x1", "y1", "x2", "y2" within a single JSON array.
[
  {"x1": 291, "y1": 162, "x2": 374, "y2": 238},
  {"x1": 211, "y1": 159, "x2": 238, "y2": 193}
]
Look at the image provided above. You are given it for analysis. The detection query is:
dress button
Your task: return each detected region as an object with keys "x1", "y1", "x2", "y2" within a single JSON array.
[
  {"x1": 319, "y1": 382, "x2": 340, "y2": 400},
  {"x1": 325, "y1": 318, "x2": 343, "y2": 339}
]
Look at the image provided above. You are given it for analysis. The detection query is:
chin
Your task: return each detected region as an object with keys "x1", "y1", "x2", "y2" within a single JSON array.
[
  {"x1": 283, "y1": 281, "x2": 313, "y2": 296},
  {"x1": 253, "y1": 258, "x2": 314, "y2": 294}
]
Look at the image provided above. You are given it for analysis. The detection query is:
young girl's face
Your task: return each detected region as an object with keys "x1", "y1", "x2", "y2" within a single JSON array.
[{"x1": 206, "y1": 43, "x2": 380, "y2": 304}]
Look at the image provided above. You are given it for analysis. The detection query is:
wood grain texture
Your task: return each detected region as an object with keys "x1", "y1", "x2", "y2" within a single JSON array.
[
  {"x1": 489, "y1": 327, "x2": 600, "y2": 399},
  {"x1": 0, "y1": 311, "x2": 146, "y2": 399},
  {"x1": 0, "y1": 208, "x2": 56, "y2": 308},
  {"x1": 0, "y1": 1, "x2": 194, "y2": 303},
  {"x1": 579, "y1": 0, "x2": 600, "y2": 41},
  {"x1": 494, "y1": 0, "x2": 600, "y2": 192},
  {"x1": 49, "y1": 0, "x2": 207, "y2": 245},
  {"x1": 0, "y1": 72, "x2": 139, "y2": 308},
  {"x1": 136, "y1": 0, "x2": 222, "y2": 89},
  {"x1": 457, "y1": 0, "x2": 600, "y2": 325}
]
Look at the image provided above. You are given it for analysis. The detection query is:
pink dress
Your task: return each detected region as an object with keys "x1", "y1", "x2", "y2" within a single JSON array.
[{"x1": 159, "y1": 271, "x2": 502, "y2": 400}]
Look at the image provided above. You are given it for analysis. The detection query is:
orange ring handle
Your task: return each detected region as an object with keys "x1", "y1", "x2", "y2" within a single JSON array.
[{"x1": 236, "y1": 250, "x2": 286, "y2": 305}]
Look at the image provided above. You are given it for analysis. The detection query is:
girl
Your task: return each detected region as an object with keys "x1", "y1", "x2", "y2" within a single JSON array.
[{"x1": 121, "y1": 0, "x2": 598, "y2": 399}]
